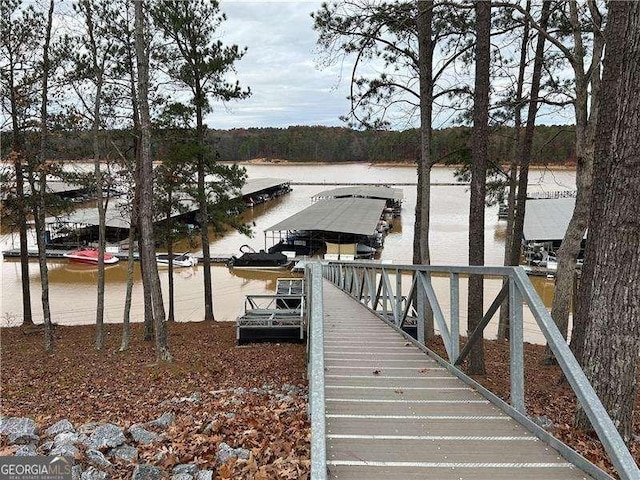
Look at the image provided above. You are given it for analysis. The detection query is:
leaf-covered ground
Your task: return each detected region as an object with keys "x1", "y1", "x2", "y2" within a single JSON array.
[
  {"x1": 0, "y1": 322, "x2": 309, "y2": 479},
  {"x1": 2, "y1": 323, "x2": 638, "y2": 478},
  {"x1": 427, "y1": 336, "x2": 640, "y2": 478}
]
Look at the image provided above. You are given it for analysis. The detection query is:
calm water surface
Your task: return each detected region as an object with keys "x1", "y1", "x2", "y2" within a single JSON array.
[{"x1": 0, "y1": 163, "x2": 576, "y2": 342}]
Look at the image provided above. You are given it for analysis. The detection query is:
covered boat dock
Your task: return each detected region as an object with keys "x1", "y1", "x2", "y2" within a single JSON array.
[
  {"x1": 522, "y1": 197, "x2": 586, "y2": 262},
  {"x1": 264, "y1": 197, "x2": 388, "y2": 258},
  {"x1": 241, "y1": 178, "x2": 291, "y2": 206},
  {"x1": 312, "y1": 185, "x2": 403, "y2": 215}
]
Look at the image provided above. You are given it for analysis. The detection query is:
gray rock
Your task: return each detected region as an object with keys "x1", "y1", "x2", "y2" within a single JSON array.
[
  {"x1": 281, "y1": 384, "x2": 300, "y2": 394},
  {"x1": 196, "y1": 470, "x2": 214, "y2": 480},
  {"x1": 87, "y1": 424, "x2": 126, "y2": 450},
  {"x1": 15, "y1": 444, "x2": 37, "y2": 456},
  {"x1": 55, "y1": 431, "x2": 87, "y2": 447},
  {"x1": 78, "y1": 422, "x2": 100, "y2": 434},
  {"x1": 46, "y1": 419, "x2": 75, "y2": 437},
  {"x1": 81, "y1": 466, "x2": 109, "y2": 480},
  {"x1": 225, "y1": 413, "x2": 235, "y2": 420},
  {"x1": 148, "y1": 412, "x2": 175, "y2": 429},
  {"x1": 0, "y1": 417, "x2": 38, "y2": 444},
  {"x1": 50, "y1": 443, "x2": 79, "y2": 457},
  {"x1": 202, "y1": 421, "x2": 217, "y2": 435},
  {"x1": 170, "y1": 392, "x2": 201, "y2": 404},
  {"x1": 132, "y1": 464, "x2": 164, "y2": 480},
  {"x1": 216, "y1": 442, "x2": 250, "y2": 464},
  {"x1": 41, "y1": 440, "x2": 54, "y2": 453},
  {"x1": 86, "y1": 448, "x2": 112, "y2": 467},
  {"x1": 72, "y1": 465, "x2": 83, "y2": 480},
  {"x1": 173, "y1": 464, "x2": 198, "y2": 475},
  {"x1": 233, "y1": 387, "x2": 246, "y2": 396},
  {"x1": 129, "y1": 424, "x2": 159, "y2": 445},
  {"x1": 171, "y1": 475, "x2": 193, "y2": 480},
  {"x1": 109, "y1": 444, "x2": 139, "y2": 462}
]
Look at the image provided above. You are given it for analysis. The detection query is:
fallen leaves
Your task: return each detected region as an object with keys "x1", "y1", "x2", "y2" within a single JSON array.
[
  {"x1": 426, "y1": 335, "x2": 640, "y2": 478},
  {"x1": 1, "y1": 322, "x2": 310, "y2": 479}
]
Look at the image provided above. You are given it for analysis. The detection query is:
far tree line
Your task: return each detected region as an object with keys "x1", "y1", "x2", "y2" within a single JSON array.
[{"x1": 2, "y1": 124, "x2": 577, "y2": 166}]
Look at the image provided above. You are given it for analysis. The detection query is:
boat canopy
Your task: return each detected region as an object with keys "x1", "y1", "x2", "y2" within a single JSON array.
[
  {"x1": 523, "y1": 198, "x2": 588, "y2": 242},
  {"x1": 265, "y1": 197, "x2": 387, "y2": 236},
  {"x1": 312, "y1": 186, "x2": 403, "y2": 203}
]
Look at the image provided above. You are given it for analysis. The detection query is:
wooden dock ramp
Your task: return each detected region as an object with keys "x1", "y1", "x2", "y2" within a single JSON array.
[{"x1": 321, "y1": 280, "x2": 592, "y2": 480}]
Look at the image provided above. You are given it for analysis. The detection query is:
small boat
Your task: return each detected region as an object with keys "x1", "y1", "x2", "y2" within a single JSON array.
[
  {"x1": 64, "y1": 249, "x2": 120, "y2": 265},
  {"x1": 156, "y1": 252, "x2": 197, "y2": 268},
  {"x1": 228, "y1": 245, "x2": 291, "y2": 270},
  {"x1": 356, "y1": 243, "x2": 377, "y2": 259}
]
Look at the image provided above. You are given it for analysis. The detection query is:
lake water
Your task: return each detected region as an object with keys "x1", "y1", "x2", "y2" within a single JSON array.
[{"x1": 0, "y1": 163, "x2": 576, "y2": 342}]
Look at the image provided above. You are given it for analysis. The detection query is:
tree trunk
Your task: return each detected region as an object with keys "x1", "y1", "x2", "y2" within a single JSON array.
[
  {"x1": 8, "y1": 57, "x2": 32, "y2": 326},
  {"x1": 498, "y1": 0, "x2": 531, "y2": 341},
  {"x1": 122, "y1": 33, "x2": 142, "y2": 350},
  {"x1": 195, "y1": 80, "x2": 215, "y2": 321},
  {"x1": 551, "y1": 0, "x2": 603, "y2": 357},
  {"x1": 467, "y1": 0, "x2": 491, "y2": 375},
  {"x1": 167, "y1": 186, "x2": 175, "y2": 322},
  {"x1": 135, "y1": 0, "x2": 172, "y2": 362},
  {"x1": 140, "y1": 245, "x2": 154, "y2": 340},
  {"x1": 416, "y1": 0, "x2": 434, "y2": 340},
  {"x1": 34, "y1": 0, "x2": 55, "y2": 351},
  {"x1": 120, "y1": 224, "x2": 135, "y2": 352},
  {"x1": 574, "y1": 1, "x2": 640, "y2": 442},
  {"x1": 93, "y1": 74, "x2": 106, "y2": 351}
]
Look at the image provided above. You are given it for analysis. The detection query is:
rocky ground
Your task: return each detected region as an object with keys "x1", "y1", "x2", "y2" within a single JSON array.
[{"x1": 0, "y1": 322, "x2": 309, "y2": 479}]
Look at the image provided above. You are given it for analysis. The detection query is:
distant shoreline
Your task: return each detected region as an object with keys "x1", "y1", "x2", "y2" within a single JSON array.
[
  {"x1": 228, "y1": 157, "x2": 577, "y2": 171},
  {"x1": 12, "y1": 157, "x2": 576, "y2": 171}
]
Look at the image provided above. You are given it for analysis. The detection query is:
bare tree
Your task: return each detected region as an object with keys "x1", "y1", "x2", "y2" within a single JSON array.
[
  {"x1": 466, "y1": 0, "x2": 491, "y2": 375},
  {"x1": 0, "y1": 0, "x2": 38, "y2": 327},
  {"x1": 574, "y1": 0, "x2": 640, "y2": 443},
  {"x1": 151, "y1": 0, "x2": 250, "y2": 322},
  {"x1": 498, "y1": 1, "x2": 552, "y2": 341},
  {"x1": 134, "y1": 0, "x2": 171, "y2": 361},
  {"x1": 30, "y1": 0, "x2": 56, "y2": 350}
]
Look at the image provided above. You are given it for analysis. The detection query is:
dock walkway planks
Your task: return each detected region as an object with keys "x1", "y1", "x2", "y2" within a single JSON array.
[{"x1": 321, "y1": 280, "x2": 591, "y2": 480}]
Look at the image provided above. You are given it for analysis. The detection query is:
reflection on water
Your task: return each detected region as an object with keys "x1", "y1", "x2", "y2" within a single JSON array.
[{"x1": 1, "y1": 164, "x2": 576, "y2": 342}]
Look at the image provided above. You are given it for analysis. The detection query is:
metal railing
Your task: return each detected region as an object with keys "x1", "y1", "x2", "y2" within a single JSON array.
[
  {"x1": 315, "y1": 261, "x2": 639, "y2": 480},
  {"x1": 305, "y1": 263, "x2": 327, "y2": 480}
]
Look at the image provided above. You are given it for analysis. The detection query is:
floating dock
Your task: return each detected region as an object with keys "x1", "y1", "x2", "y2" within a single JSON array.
[
  {"x1": 1, "y1": 249, "x2": 235, "y2": 264},
  {"x1": 236, "y1": 278, "x2": 305, "y2": 344}
]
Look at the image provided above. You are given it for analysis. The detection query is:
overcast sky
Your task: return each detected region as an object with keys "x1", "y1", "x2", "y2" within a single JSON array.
[{"x1": 206, "y1": 1, "x2": 356, "y2": 130}]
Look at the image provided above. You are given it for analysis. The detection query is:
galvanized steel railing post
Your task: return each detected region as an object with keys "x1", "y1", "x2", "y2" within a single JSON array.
[
  {"x1": 395, "y1": 269, "x2": 402, "y2": 326},
  {"x1": 509, "y1": 275, "x2": 525, "y2": 414},
  {"x1": 307, "y1": 263, "x2": 327, "y2": 480},
  {"x1": 416, "y1": 271, "x2": 426, "y2": 345},
  {"x1": 450, "y1": 273, "x2": 460, "y2": 362},
  {"x1": 512, "y1": 267, "x2": 640, "y2": 479}
]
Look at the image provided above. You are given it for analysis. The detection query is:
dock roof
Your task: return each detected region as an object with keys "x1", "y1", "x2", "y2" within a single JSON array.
[
  {"x1": 265, "y1": 197, "x2": 386, "y2": 236},
  {"x1": 313, "y1": 186, "x2": 403, "y2": 202},
  {"x1": 241, "y1": 178, "x2": 289, "y2": 196},
  {"x1": 523, "y1": 198, "x2": 586, "y2": 242},
  {"x1": 49, "y1": 198, "x2": 132, "y2": 229}
]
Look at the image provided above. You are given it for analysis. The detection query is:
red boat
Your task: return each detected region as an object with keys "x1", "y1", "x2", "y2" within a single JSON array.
[{"x1": 63, "y1": 249, "x2": 120, "y2": 265}]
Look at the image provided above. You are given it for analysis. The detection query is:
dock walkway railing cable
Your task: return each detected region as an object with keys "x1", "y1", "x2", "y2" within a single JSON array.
[{"x1": 306, "y1": 261, "x2": 639, "y2": 480}]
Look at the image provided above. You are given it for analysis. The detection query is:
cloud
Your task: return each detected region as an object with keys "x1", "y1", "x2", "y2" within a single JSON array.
[{"x1": 205, "y1": 1, "x2": 353, "y2": 129}]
